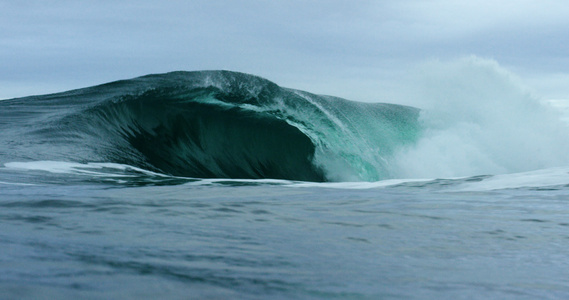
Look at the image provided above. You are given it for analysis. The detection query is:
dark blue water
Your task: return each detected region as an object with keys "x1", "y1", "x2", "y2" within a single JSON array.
[{"x1": 2, "y1": 165, "x2": 569, "y2": 299}]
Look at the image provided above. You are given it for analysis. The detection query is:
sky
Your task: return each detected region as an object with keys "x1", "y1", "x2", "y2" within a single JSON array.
[{"x1": 2, "y1": 0, "x2": 569, "y2": 101}]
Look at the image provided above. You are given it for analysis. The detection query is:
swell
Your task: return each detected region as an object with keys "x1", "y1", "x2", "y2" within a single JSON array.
[{"x1": 0, "y1": 71, "x2": 420, "y2": 182}]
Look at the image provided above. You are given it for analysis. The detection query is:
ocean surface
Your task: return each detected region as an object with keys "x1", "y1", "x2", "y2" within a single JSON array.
[{"x1": 2, "y1": 61, "x2": 569, "y2": 299}]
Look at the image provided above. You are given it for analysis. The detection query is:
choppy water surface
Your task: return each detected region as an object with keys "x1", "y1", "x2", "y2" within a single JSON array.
[{"x1": 2, "y1": 168, "x2": 569, "y2": 299}]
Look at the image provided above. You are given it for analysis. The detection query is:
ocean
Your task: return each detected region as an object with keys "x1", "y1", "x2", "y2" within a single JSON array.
[{"x1": 2, "y1": 60, "x2": 569, "y2": 299}]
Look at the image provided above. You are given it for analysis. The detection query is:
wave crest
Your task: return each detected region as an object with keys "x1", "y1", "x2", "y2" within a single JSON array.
[{"x1": 0, "y1": 71, "x2": 420, "y2": 181}]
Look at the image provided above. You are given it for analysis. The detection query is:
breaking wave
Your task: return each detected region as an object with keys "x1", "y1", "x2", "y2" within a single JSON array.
[
  {"x1": 2, "y1": 58, "x2": 567, "y2": 183},
  {"x1": 0, "y1": 70, "x2": 419, "y2": 182}
]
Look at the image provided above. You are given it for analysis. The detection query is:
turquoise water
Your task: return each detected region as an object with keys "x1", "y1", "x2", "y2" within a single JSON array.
[{"x1": 0, "y1": 71, "x2": 419, "y2": 182}]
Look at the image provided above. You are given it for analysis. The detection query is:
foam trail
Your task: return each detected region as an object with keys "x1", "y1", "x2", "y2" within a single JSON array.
[{"x1": 4, "y1": 161, "x2": 168, "y2": 177}]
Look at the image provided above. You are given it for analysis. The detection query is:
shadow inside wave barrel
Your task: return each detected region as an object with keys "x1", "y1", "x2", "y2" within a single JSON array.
[{"x1": 0, "y1": 71, "x2": 420, "y2": 182}]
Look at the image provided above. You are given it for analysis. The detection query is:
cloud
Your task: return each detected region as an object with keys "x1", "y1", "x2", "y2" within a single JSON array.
[{"x1": 1, "y1": 0, "x2": 569, "y2": 100}]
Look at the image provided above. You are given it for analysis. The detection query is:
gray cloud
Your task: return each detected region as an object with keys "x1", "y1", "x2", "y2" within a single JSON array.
[{"x1": 1, "y1": 0, "x2": 569, "y2": 100}]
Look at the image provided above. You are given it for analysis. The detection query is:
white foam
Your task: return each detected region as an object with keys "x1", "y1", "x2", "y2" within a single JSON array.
[
  {"x1": 286, "y1": 166, "x2": 569, "y2": 191},
  {"x1": 0, "y1": 181, "x2": 37, "y2": 186},
  {"x1": 4, "y1": 161, "x2": 568, "y2": 192},
  {"x1": 456, "y1": 167, "x2": 569, "y2": 191},
  {"x1": 391, "y1": 57, "x2": 569, "y2": 179},
  {"x1": 185, "y1": 178, "x2": 295, "y2": 186},
  {"x1": 289, "y1": 178, "x2": 429, "y2": 189},
  {"x1": 3, "y1": 161, "x2": 168, "y2": 178}
]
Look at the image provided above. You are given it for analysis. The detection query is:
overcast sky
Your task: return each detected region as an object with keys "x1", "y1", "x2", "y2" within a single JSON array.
[{"x1": 2, "y1": 0, "x2": 569, "y2": 101}]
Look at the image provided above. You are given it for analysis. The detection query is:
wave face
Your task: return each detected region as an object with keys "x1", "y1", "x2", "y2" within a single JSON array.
[{"x1": 0, "y1": 71, "x2": 420, "y2": 182}]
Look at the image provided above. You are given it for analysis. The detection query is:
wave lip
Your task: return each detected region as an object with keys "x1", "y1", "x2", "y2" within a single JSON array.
[{"x1": 0, "y1": 71, "x2": 420, "y2": 182}]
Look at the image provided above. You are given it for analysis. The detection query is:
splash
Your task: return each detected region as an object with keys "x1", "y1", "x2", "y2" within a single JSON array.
[{"x1": 393, "y1": 57, "x2": 569, "y2": 178}]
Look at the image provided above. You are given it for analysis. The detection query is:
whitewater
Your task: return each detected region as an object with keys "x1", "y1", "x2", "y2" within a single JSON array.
[{"x1": 2, "y1": 57, "x2": 569, "y2": 299}]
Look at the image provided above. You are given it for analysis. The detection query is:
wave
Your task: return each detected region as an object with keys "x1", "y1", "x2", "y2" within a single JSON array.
[
  {"x1": 0, "y1": 71, "x2": 419, "y2": 182},
  {"x1": 3, "y1": 58, "x2": 567, "y2": 183}
]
